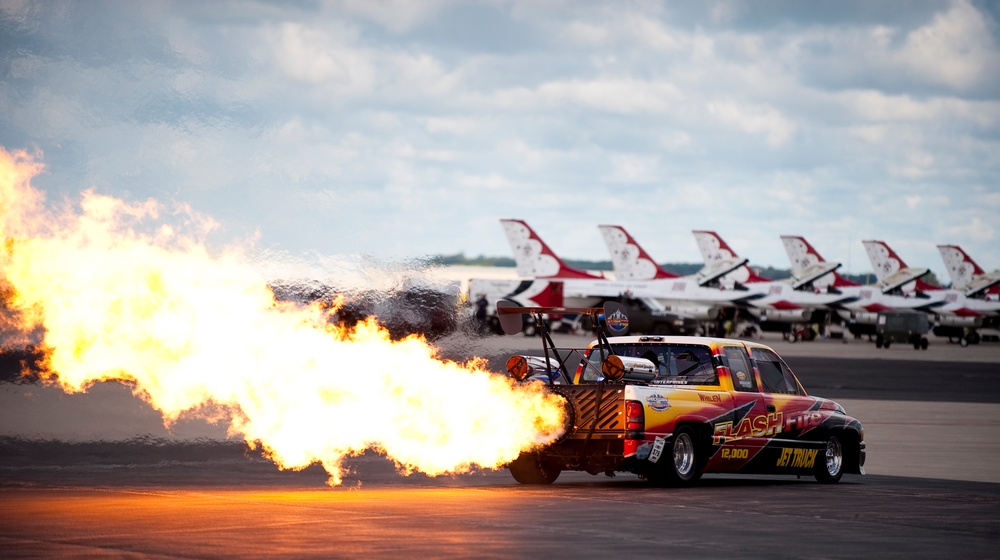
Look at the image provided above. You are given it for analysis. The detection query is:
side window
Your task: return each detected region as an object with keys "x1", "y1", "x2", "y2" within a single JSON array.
[
  {"x1": 750, "y1": 347, "x2": 802, "y2": 395},
  {"x1": 723, "y1": 346, "x2": 757, "y2": 392}
]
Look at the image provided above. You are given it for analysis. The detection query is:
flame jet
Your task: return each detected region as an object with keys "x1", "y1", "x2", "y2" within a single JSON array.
[{"x1": 0, "y1": 147, "x2": 566, "y2": 485}]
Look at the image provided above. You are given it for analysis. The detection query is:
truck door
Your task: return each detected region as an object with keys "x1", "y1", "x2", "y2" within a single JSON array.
[
  {"x1": 708, "y1": 345, "x2": 775, "y2": 472},
  {"x1": 748, "y1": 346, "x2": 824, "y2": 471}
]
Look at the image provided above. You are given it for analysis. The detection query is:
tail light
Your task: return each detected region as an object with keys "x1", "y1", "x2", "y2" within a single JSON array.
[{"x1": 625, "y1": 400, "x2": 644, "y2": 431}]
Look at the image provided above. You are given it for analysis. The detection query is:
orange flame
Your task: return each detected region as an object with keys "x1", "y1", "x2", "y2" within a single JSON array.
[{"x1": 0, "y1": 147, "x2": 566, "y2": 485}]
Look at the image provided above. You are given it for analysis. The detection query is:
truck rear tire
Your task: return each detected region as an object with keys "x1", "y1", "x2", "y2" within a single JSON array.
[
  {"x1": 508, "y1": 452, "x2": 561, "y2": 485},
  {"x1": 648, "y1": 427, "x2": 702, "y2": 487}
]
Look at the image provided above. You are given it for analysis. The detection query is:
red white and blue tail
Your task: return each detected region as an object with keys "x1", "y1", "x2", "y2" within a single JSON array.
[
  {"x1": 780, "y1": 235, "x2": 859, "y2": 289},
  {"x1": 862, "y1": 239, "x2": 937, "y2": 293},
  {"x1": 938, "y1": 244, "x2": 1000, "y2": 297},
  {"x1": 937, "y1": 244, "x2": 984, "y2": 290},
  {"x1": 692, "y1": 230, "x2": 771, "y2": 284},
  {"x1": 598, "y1": 225, "x2": 678, "y2": 281},
  {"x1": 500, "y1": 219, "x2": 604, "y2": 280}
]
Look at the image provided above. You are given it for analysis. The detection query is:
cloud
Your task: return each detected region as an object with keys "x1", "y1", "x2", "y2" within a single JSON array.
[
  {"x1": 896, "y1": 0, "x2": 1000, "y2": 92},
  {"x1": 706, "y1": 100, "x2": 795, "y2": 146},
  {"x1": 788, "y1": 0, "x2": 1000, "y2": 96},
  {"x1": 266, "y1": 22, "x2": 375, "y2": 91},
  {"x1": 486, "y1": 78, "x2": 684, "y2": 114},
  {"x1": 943, "y1": 217, "x2": 996, "y2": 242},
  {"x1": 330, "y1": 0, "x2": 452, "y2": 33},
  {"x1": 0, "y1": 0, "x2": 998, "y2": 280}
]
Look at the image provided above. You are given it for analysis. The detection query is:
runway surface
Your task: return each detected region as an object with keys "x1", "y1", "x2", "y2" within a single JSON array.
[
  {"x1": 2, "y1": 333, "x2": 999, "y2": 558},
  {"x1": 3, "y1": 472, "x2": 998, "y2": 559}
]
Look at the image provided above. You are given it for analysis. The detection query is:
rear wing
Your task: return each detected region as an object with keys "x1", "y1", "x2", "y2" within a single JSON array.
[{"x1": 496, "y1": 301, "x2": 633, "y2": 385}]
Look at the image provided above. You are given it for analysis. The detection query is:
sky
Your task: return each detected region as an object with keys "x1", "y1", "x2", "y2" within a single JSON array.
[{"x1": 2, "y1": 0, "x2": 999, "y2": 283}]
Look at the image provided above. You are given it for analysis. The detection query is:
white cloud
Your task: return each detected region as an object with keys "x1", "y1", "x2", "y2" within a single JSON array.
[
  {"x1": 896, "y1": 0, "x2": 1000, "y2": 91},
  {"x1": 390, "y1": 140, "x2": 458, "y2": 162},
  {"x1": 706, "y1": 100, "x2": 795, "y2": 146},
  {"x1": 837, "y1": 90, "x2": 1000, "y2": 128},
  {"x1": 847, "y1": 125, "x2": 889, "y2": 144},
  {"x1": 943, "y1": 217, "x2": 996, "y2": 242},
  {"x1": 456, "y1": 173, "x2": 517, "y2": 191},
  {"x1": 423, "y1": 116, "x2": 482, "y2": 136},
  {"x1": 560, "y1": 12, "x2": 684, "y2": 51},
  {"x1": 891, "y1": 152, "x2": 936, "y2": 180},
  {"x1": 490, "y1": 78, "x2": 684, "y2": 114},
  {"x1": 1, "y1": 0, "x2": 998, "y2": 277},
  {"x1": 265, "y1": 22, "x2": 375, "y2": 92},
  {"x1": 605, "y1": 153, "x2": 662, "y2": 183},
  {"x1": 326, "y1": 0, "x2": 452, "y2": 33}
]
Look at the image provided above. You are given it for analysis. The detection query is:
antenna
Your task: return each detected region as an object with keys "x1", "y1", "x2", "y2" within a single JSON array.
[{"x1": 847, "y1": 236, "x2": 851, "y2": 277}]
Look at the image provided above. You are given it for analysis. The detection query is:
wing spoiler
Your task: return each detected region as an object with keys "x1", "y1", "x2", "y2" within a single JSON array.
[{"x1": 496, "y1": 301, "x2": 631, "y2": 385}]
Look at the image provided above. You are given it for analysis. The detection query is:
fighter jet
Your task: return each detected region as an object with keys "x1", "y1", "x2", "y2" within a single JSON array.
[
  {"x1": 495, "y1": 220, "x2": 767, "y2": 323},
  {"x1": 686, "y1": 230, "x2": 859, "y2": 335},
  {"x1": 863, "y1": 239, "x2": 1000, "y2": 343}
]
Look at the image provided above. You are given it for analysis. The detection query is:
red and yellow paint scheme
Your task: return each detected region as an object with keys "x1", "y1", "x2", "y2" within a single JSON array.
[{"x1": 509, "y1": 336, "x2": 864, "y2": 485}]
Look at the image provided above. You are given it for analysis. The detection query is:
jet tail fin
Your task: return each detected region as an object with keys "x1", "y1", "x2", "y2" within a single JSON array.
[
  {"x1": 598, "y1": 225, "x2": 679, "y2": 281},
  {"x1": 938, "y1": 244, "x2": 1000, "y2": 297},
  {"x1": 780, "y1": 235, "x2": 859, "y2": 289},
  {"x1": 500, "y1": 219, "x2": 604, "y2": 280},
  {"x1": 692, "y1": 230, "x2": 771, "y2": 285},
  {"x1": 862, "y1": 239, "x2": 936, "y2": 293}
]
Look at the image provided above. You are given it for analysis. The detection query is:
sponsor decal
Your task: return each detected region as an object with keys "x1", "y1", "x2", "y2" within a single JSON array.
[
  {"x1": 721, "y1": 447, "x2": 749, "y2": 460},
  {"x1": 713, "y1": 412, "x2": 783, "y2": 444},
  {"x1": 733, "y1": 370, "x2": 753, "y2": 389},
  {"x1": 652, "y1": 379, "x2": 689, "y2": 385},
  {"x1": 699, "y1": 393, "x2": 722, "y2": 403},
  {"x1": 646, "y1": 394, "x2": 671, "y2": 412},
  {"x1": 606, "y1": 309, "x2": 629, "y2": 334},
  {"x1": 777, "y1": 448, "x2": 818, "y2": 468},
  {"x1": 784, "y1": 411, "x2": 824, "y2": 432}
]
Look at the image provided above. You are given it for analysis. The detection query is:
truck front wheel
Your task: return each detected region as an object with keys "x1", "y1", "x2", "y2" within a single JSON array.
[
  {"x1": 814, "y1": 434, "x2": 844, "y2": 484},
  {"x1": 508, "y1": 452, "x2": 561, "y2": 485}
]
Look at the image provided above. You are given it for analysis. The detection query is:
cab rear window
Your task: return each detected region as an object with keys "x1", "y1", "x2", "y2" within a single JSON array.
[{"x1": 581, "y1": 343, "x2": 718, "y2": 386}]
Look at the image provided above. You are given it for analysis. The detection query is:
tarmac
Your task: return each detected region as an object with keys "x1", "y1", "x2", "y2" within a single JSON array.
[{"x1": 459, "y1": 328, "x2": 1000, "y2": 363}]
